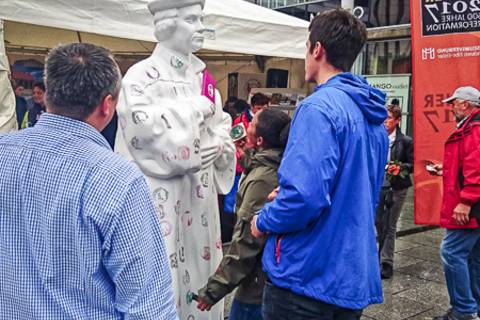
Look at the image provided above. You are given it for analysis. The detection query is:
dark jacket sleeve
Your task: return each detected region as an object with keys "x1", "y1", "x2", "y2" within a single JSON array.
[
  {"x1": 391, "y1": 133, "x2": 414, "y2": 190},
  {"x1": 198, "y1": 179, "x2": 274, "y2": 305},
  {"x1": 401, "y1": 135, "x2": 414, "y2": 174}
]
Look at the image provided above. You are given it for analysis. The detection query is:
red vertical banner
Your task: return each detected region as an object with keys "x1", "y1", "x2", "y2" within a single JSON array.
[{"x1": 411, "y1": 0, "x2": 480, "y2": 225}]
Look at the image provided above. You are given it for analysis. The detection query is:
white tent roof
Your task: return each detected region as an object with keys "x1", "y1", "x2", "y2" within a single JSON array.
[{"x1": 0, "y1": 0, "x2": 309, "y2": 59}]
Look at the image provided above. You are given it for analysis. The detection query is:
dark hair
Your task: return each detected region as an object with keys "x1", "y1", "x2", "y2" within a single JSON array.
[
  {"x1": 308, "y1": 8, "x2": 367, "y2": 72},
  {"x1": 256, "y1": 108, "x2": 291, "y2": 149},
  {"x1": 45, "y1": 43, "x2": 121, "y2": 120},
  {"x1": 32, "y1": 80, "x2": 45, "y2": 92},
  {"x1": 391, "y1": 98, "x2": 400, "y2": 106},
  {"x1": 387, "y1": 104, "x2": 402, "y2": 120},
  {"x1": 251, "y1": 92, "x2": 270, "y2": 107},
  {"x1": 233, "y1": 99, "x2": 250, "y2": 114},
  {"x1": 225, "y1": 96, "x2": 238, "y2": 106}
]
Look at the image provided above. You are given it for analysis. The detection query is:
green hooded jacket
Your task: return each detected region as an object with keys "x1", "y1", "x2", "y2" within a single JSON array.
[{"x1": 198, "y1": 148, "x2": 282, "y2": 305}]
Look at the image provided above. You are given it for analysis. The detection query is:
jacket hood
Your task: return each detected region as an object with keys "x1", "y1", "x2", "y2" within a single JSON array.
[
  {"x1": 320, "y1": 73, "x2": 387, "y2": 125},
  {"x1": 254, "y1": 148, "x2": 282, "y2": 168},
  {"x1": 243, "y1": 148, "x2": 282, "y2": 174}
]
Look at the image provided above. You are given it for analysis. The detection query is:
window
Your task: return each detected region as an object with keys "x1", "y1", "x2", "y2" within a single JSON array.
[
  {"x1": 367, "y1": 0, "x2": 410, "y2": 27},
  {"x1": 364, "y1": 39, "x2": 411, "y2": 75}
]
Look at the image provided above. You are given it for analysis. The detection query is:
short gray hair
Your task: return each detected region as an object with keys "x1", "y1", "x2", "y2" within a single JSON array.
[
  {"x1": 458, "y1": 99, "x2": 480, "y2": 108},
  {"x1": 45, "y1": 43, "x2": 121, "y2": 120}
]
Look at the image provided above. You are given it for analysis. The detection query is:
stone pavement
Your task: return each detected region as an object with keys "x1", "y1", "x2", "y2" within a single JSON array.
[
  {"x1": 364, "y1": 228, "x2": 450, "y2": 320},
  {"x1": 364, "y1": 187, "x2": 451, "y2": 320}
]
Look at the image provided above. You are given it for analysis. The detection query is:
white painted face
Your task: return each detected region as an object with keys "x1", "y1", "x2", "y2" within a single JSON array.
[{"x1": 171, "y1": 4, "x2": 205, "y2": 55}]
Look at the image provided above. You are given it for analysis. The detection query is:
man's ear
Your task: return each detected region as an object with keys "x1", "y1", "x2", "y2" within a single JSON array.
[
  {"x1": 313, "y1": 41, "x2": 324, "y2": 60},
  {"x1": 99, "y1": 94, "x2": 116, "y2": 117},
  {"x1": 257, "y1": 136, "x2": 264, "y2": 147}
]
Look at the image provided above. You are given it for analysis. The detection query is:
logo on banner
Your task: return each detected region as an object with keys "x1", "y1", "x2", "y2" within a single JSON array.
[
  {"x1": 422, "y1": 0, "x2": 480, "y2": 36},
  {"x1": 422, "y1": 47, "x2": 436, "y2": 60}
]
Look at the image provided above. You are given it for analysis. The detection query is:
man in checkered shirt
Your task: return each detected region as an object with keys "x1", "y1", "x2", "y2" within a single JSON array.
[{"x1": 0, "y1": 43, "x2": 178, "y2": 319}]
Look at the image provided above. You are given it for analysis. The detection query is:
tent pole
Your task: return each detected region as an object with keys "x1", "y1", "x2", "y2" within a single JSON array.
[{"x1": 0, "y1": 19, "x2": 17, "y2": 133}]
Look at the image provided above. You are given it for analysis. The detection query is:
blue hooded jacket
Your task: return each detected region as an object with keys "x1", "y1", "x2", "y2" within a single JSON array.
[{"x1": 256, "y1": 73, "x2": 388, "y2": 310}]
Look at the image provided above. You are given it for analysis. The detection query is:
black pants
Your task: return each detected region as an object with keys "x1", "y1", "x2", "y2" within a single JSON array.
[
  {"x1": 375, "y1": 187, "x2": 408, "y2": 266},
  {"x1": 262, "y1": 281, "x2": 363, "y2": 320},
  {"x1": 218, "y1": 195, "x2": 236, "y2": 243}
]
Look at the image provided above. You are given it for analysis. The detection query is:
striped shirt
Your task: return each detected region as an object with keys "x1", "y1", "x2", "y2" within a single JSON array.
[{"x1": 0, "y1": 113, "x2": 177, "y2": 319}]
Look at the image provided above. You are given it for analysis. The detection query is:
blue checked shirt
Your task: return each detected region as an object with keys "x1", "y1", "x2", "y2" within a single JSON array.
[{"x1": 0, "y1": 113, "x2": 178, "y2": 319}]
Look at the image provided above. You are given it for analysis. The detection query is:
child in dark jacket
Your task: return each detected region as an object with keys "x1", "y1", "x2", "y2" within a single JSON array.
[{"x1": 197, "y1": 108, "x2": 291, "y2": 320}]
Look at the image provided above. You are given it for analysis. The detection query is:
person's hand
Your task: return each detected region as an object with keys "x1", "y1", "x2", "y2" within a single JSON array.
[
  {"x1": 200, "y1": 145, "x2": 220, "y2": 169},
  {"x1": 432, "y1": 164, "x2": 443, "y2": 176},
  {"x1": 453, "y1": 203, "x2": 471, "y2": 225},
  {"x1": 198, "y1": 96, "x2": 216, "y2": 119},
  {"x1": 268, "y1": 187, "x2": 280, "y2": 201},
  {"x1": 234, "y1": 138, "x2": 246, "y2": 159},
  {"x1": 197, "y1": 296, "x2": 212, "y2": 312},
  {"x1": 251, "y1": 215, "x2": 265, "y2": 238},
  {"x1": 234, "y1": 138, "x2": 246, "y2": 150},
  {"x1": 200, "y1": 135, "x2": 226, "y2": 169}
]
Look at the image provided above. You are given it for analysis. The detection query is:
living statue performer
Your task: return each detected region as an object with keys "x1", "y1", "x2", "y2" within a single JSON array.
[{"x1": 114, "y1": 1, "x2": 236, "y2": 319}]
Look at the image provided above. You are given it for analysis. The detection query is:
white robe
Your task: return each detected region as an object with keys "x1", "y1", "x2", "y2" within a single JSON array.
[{"x1": 115, "y1": 44, "x2": 235, "y2": 320}]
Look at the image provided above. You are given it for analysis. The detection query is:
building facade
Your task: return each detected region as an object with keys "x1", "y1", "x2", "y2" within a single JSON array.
[{"x1": 250, "y1": 0, "x2": 413, "y2": 135}]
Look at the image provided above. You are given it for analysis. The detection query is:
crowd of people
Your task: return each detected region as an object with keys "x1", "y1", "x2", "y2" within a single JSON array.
[
  {"x1": 1, "y1": 3, "x2": 480, "y2": 320},
  {"x1": 12, "y1": 79, "x2": 46, "y2": 129}
]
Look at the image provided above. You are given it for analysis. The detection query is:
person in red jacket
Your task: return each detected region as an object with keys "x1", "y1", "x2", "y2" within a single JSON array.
[
  {"x1": 233, "y1": 93, "x2": 270, "y2": 134},
  {"x1": 431, "y1": 86, "x2": 480, "y2": 320}
]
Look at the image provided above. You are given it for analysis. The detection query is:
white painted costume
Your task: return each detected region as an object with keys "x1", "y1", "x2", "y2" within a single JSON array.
[{"x1": 114, "y1": 1, "x2": 235, "y2": 319}]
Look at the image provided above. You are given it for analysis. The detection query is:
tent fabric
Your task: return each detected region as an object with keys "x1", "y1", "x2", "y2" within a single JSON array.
[
  {"x1": 0, "y1": 0, "x2": 309, "y2": 59},
  {"x1": 0, "y1": 20, "x2": 17, "y2": 133}
]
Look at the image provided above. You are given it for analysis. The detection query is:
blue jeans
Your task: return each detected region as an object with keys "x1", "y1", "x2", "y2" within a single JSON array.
[
  {"x1": 441, "y1": 228, "x2": 480, "y2": 316},
  {"x1": 229, "y1": 299, "x2": 262, "y2": 320},
  {"x1": 262, "y1": 280, "x2": 362, "y2": 320}
]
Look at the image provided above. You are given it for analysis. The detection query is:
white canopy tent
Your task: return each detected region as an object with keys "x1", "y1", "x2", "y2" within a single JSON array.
[{"x1": 0, "y1": 0, "x2": 309, "y2": 59}]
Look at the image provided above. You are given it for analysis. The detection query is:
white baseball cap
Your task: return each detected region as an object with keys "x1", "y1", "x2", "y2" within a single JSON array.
[{"x1": 442, "y1": 86, "x2": 480, "y2": 104}]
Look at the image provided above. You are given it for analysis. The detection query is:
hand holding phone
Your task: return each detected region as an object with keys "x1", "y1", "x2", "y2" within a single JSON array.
[{"x1": 426, "y1": 163, "x2": 443, "y2": 176}]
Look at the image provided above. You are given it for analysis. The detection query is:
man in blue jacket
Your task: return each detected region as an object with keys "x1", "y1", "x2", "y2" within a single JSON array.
[{"x1": 251, "y1": 8, "x2": 388, "y2": 319}]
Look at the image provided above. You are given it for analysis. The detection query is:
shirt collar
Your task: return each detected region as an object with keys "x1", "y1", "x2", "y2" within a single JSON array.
[
  {"x1": 388, "y1": 128, "x2": 397, "y2": 141},
  {"x1": 152, "y1": 44, "x2": 206, "y2": 75},
  {"x1": 34, "y1": 113, "x2": 111, "y2": 150},
  {"x1": 457, "y1": 116, "x2": 468, "y2": 128}
]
